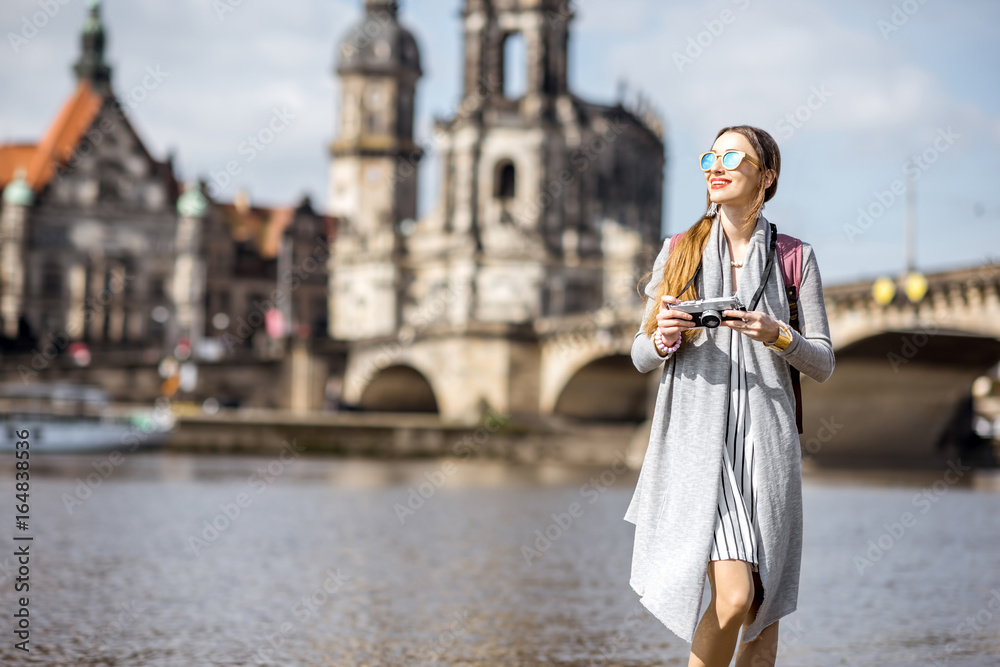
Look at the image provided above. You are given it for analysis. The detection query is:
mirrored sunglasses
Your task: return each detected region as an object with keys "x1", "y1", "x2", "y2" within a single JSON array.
[{"x1": 699, "y1": 150, "x2": 762, "y2": 171}]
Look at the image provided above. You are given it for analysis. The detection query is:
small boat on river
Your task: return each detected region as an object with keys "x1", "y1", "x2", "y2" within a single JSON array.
[{"x1": 0, "y1": 383, "x2": 174, "y2": 453}]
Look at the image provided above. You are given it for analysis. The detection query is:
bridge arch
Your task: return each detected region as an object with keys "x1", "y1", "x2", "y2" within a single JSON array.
[
  {"x1": 551, "y1": 353, "x2": 650, "y2": 421},
  {"x1": 358, "y1": 364, "x2": 439, "y2": 413},
  {"x1": 538, "y1": 319, "x2": 641, "y2": 416},
  {"x1": 801, "y1": 329, "x2": 1000, "y2": 467}
]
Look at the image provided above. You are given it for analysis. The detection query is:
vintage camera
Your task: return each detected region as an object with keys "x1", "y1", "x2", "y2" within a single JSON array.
[{"x1": 671, "y1": 295, "x2": 747, "y2": 329}]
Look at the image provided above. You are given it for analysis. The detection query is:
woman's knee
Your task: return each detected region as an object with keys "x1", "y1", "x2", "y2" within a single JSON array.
[{"x1": 714, "y1": 582, "x2": 755, "y2": 627}]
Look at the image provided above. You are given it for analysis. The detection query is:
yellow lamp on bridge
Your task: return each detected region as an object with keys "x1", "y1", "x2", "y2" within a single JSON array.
[
  {"x1": 872, "y1": 276, "x2": 896, "y2": 305},
  {"x1": 904, "y1": 271, "x2": 928, "y2": 303}
]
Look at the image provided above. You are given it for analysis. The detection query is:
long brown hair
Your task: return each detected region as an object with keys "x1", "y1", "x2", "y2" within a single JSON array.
[{"x1": 640, "y1": 125, "x2": 781, "y2": 343}]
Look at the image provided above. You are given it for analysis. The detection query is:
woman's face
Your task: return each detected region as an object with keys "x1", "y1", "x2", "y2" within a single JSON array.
[{"x1": 704, "y1": 131, "x2": 768, "y2": 208}]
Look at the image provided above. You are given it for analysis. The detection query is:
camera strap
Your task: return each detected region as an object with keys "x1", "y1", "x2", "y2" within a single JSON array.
[
  {"x1": 679, "y1": 263, "x2": 701, "y2": 298},
  {"x1": 748, "y1": 222, "x2": 778, "y2": 311},
  {"x1": 678, "y1": 222, "x2": 778, "y2": 311}
]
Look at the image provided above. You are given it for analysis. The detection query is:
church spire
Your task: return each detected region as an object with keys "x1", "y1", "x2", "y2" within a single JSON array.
[{"x1": 73, "y1": 0, "x2": 112, "y2": 94}]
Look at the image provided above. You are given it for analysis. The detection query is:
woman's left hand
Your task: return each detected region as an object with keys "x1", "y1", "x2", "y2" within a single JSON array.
[{"x1": 722, "y1": 309, "x2": 780, "y2": 344}]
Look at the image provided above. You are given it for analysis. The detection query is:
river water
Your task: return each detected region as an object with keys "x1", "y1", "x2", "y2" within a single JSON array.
[{"x1": 0, "y1": 452, "x2": 998, "y2": 666}]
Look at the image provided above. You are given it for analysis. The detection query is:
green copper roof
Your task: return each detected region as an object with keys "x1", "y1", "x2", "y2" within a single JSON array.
[
  {"x1": 83, "y1": 1, "x2": 103, "y2": 34},
  {"x1": 177, "y1": 184, "x2": 208, "y2": 218},
  {"x1": 2, "y1": 171, "x2": 33, "y2": 207},
  {"x1": 74, "y1": 0, "x2": 111, "y2": 89}
]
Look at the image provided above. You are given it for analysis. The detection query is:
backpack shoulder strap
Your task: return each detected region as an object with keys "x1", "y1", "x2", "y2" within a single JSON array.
[
  {"x1": 775, "y1": 232, "x2": 805, "y2": 434},
  {"x1": 668, "y1": 231, "x2": 685, "y2": 256},
  {"x1": 775, "y1": 233, "x2": 803, "y2": 333}
]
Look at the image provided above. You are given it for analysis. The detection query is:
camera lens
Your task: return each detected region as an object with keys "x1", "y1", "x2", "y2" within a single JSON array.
[{"x1": 701, "y1": 310, "x2": 721, "y2": 328}]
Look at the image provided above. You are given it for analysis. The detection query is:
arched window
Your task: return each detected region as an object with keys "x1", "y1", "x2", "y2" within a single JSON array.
[
  {"x1": 502, "y1": 32, "x2": 527, "y2": 99},
  {"x1": 364, "y1": 84, "x2": 385, "y2": 134},
  {"x1": 495, "y1": 160, "x2": 516, "y2": 200},
  {"x1": 397, "y1": 88, "x2": 413, "y2": 138}
]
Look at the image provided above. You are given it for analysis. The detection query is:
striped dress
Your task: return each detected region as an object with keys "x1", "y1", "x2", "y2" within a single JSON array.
[{"x1": 709, "y1": 326, "x2": 760, "y2": 573}]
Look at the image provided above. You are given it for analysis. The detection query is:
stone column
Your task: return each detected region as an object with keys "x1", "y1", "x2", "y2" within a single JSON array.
[
  {"x1": 172, "y1": 184, "x2": 208, "y2": 351},
  {"x1": 87, "y1": 254, "x2": 107, "y2": 341},
  {"x1": 66, "y1": 262, "x2": 87, "y2": 340},
  {"x1": 107, "y1": 260, "x2": 125, "y2": 343},
  {"x1": 0, "y1": 170, "x2": 31, "y2": 338}
]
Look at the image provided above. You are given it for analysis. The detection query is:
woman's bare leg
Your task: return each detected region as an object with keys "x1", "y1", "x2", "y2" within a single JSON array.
[
  {"x1": 734, "y1": 569, "x2": 780, "y2": 666},
  {"x1": 688, "y1": 560, "x2": 755, "y2": 667}
]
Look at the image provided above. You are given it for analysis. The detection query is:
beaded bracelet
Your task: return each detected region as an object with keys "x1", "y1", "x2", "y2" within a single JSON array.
[{"x1": 654, "y1": 330, "x2": 682, "y2": 356}]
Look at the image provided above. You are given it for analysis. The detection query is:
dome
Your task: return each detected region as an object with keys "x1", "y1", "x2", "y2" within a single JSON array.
[
  {"x1": 2, "y1": 169, "x2": 33, "y2": 207},
  {"x1": 336, "y1": 2, "x2": 421, "y2": 76}
]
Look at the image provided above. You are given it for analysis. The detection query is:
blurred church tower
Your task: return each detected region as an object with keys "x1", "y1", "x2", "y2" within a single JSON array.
[
  {"x1": 327, "y1": 0, "x2": 422, "y2": 340},
  {"x1": 329, "y1": 0, "x2": 665, "y2": 421}
]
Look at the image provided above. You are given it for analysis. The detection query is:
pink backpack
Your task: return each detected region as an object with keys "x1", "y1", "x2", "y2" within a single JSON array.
[{"x1": 667, "y1": 231, "x2": 805, "y2": 433}]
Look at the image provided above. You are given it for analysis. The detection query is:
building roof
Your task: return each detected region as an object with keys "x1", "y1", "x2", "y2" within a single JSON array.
[
  {"x1": 218, "y1": 202, "x2": 295, "y2": 259},
  {"x1": 0, "y1": 145, "x2": 37, "y2": 187},
  {"x1": 0, "y1": 81, "x2": 104, "y2": 193},
  {"x1": 216, "y1": 196, "x2": 337, "y2": 259},
  {"x1": 336, "y1": 2, "x2": 421, "y2": 77}
]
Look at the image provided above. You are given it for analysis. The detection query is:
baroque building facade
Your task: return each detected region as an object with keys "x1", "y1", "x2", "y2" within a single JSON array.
[
  {"x1": 200, "y1": 193, "x2": 333, "y2": 358},
  {"x1": 1, "y1": 0, "x2": 663, "y2": 418},
  {"x1": 0, "y1": 2, "x2": 331, "y2": 384},
  {"x1": 329, "y1": 0, "x2": 666, "y2": 421},
  {"x1": 0, "y1": 2, "x2": 178, "y2": 353}
]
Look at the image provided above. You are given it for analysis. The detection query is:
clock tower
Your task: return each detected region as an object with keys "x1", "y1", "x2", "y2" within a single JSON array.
[{"x1": 327, "y1": 0, "x2": 423, "y2": 340}]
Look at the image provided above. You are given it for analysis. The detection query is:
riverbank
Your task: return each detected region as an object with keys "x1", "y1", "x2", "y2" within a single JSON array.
[
  {"x1": 166, "y1": 408, "x2": 1000, "y2": 473},
  {"x1": 166, "y1": 408, "x2": 644, "y2": 467}
]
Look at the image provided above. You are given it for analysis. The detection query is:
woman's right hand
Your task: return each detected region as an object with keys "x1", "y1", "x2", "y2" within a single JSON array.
[{"x1": 656, "y1": 295, "x2": 695, "y2": 347}]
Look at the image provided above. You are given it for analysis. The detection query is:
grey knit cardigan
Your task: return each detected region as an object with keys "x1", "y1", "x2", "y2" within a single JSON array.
[{"x1": 624, "y1": 213, "x2": 835, "y2": 644}]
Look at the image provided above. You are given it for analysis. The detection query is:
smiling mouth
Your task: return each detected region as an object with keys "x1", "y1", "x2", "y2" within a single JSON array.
[{"x1": 710, "y1": 179, "x2": 731, "y2": 190}]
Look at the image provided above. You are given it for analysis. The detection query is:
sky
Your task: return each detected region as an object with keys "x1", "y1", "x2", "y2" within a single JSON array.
[{"x1": 2, "y1": 0, "x2": 998, "y2": 285}]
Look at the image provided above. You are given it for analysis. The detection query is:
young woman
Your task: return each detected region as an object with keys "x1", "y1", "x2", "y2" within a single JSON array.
[{"x1": 623, "y1": 125, "x2": 835, "y2": 666}]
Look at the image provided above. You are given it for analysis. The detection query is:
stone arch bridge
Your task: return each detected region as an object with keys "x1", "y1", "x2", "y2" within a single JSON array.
[{"x1": 331, "y1": 262, "x2": 1000, "y2": 466}]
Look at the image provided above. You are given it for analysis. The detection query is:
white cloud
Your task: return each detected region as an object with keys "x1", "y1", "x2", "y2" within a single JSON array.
[
  {"x1": 2, "y1": 0, "x2": 997, "y2": 281},
  {"x1": 583, "y1": 0, "x2": 996, "y2": 154}
]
